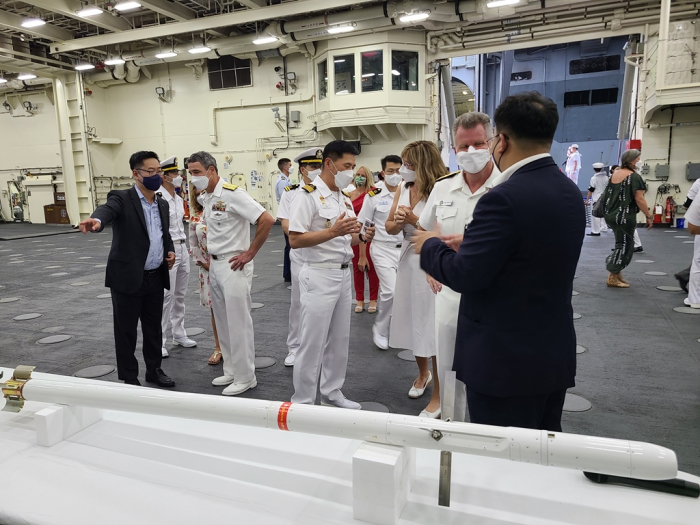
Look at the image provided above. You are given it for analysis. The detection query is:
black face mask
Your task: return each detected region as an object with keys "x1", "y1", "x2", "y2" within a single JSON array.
[{"x1": 491, "y1": 136, "x2": 508, "y2": 172}]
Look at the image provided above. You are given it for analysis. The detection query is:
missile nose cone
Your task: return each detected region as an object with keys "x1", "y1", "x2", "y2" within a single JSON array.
[{"x1": 630, "y1": 442, "x2": 678, "y2": 480}]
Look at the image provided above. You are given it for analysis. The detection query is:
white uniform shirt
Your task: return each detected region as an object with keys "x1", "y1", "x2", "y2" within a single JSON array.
[
  {"x1": 160, "y1": 190, "x2": 186, "y2": 241},
  {"x1": 275, "y1": 173, "x2": 290, "y2": 203},
  {"x1": 687, "y1": 179, "x2": 700, "y2": 201},
  {"x1": 420, "y1": 165, "x2": 503, "y2": 236},
  {"x1": 277, "y1": 184, "x2": 303, "y2": 265},
  {"x1": 289, "y1": 176, "x2": 355, "y2": 264},
  {"x1": 566, "y1": 151, "x2": 581, "y2": 174},
  {"x1": 202, "y1": 178, "x2": 265, "y2": 256},
  {"x1": 588, "y1": 173, "x2": 610, "y2": 203},
  {"x1": 357, "y1": 186, "x2": 401, "y2": 244},
  {"x1": 685, "y1": 197, "x2": 700, "y2": 227}
]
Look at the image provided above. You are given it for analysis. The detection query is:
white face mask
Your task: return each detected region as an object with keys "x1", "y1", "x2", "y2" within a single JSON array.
[
  {"x1": 190, "y1": 175, "x2": 209, "y2": 191},
  {"x1": 306, "y1": 168, "x2": 321, "y2": 181},
  {"x1": 456, "y1": 146, "x2": 491, "y2": 174},
  {"x1": 399, "y1": 164, "x2": 416, "y2": 183},
  {"x1": 196, "y1": 194, "x2": 205, "y2": 206},
  {"x1": 288, "y1": 166, "x2": 294, "y2": 175},
  {"x1": 384, "y1": 173, "x2": 402, "y2": 187},
  {"x1": 331, "y1": 161, "x2": 355, "y2": 189},
  {"x1": 169, "y1": 175, "x2": 183, "y2": 187},
  {"x1": 635, "y1": 160, "x2": 643, "y2": 170}
]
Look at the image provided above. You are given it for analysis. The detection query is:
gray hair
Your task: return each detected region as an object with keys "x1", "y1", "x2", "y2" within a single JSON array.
[
  {"x1": 187, "y1": 151, "x2": 217, "y2": 172},
  {"x1": 452, "y1": 111, "x2": 493, "y2": 143},
  {"x1": 620, "y1": 149, "x2": 641, "y2": 171}
]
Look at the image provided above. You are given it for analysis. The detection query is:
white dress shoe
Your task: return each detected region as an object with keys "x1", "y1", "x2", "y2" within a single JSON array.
[
  {"x1": 284, "y1": 353, "x2": 295, "y2": 366},
  {"x1": 408, "y1": 371, "x2": 432, "y2": 399},
  {"x1": 321, "y1": 395, "x2": 361, "y2": 409},
  {"x1": 683, "y1": 298, "x2": 700, "y2": 308},
  {"x1": 161, "y1": 347, "x2": 169, "y2": 358},
  {"x1": 173, "y1": 337, "x2": 197, "y2": 348},
  {"x1": 222, "y1": 378, "x2": 257, "y2": 396},
  {"x1": 372, "y1": 325, "x2": 389, "y2": 350},
  {"x1": 419, "y1": 407, "x2": 441, "y2": 419},
  {"x1": 212, "y1": 375, "x2": 235, "y2": 386}
]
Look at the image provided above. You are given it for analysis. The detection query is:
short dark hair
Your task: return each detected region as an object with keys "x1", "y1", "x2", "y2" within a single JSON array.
[
  {"x1": 129, "y1": 151, "x2": 159, "y2": 170},
  {"x1": 494, "y1": 91, "x2": 558, "y2": 147},
  {"x1": 323, "y1": 140, "x2": 359, "y2": 164},
  {"x1": 381, "y1": 155, "x2": 402, "y2": 170},
  {"x1": 277, "y1": 158, "x2": 291, "y2": 170},
  {"x1": 611, "y1": 164, "x2": 620, "y2": 172}
]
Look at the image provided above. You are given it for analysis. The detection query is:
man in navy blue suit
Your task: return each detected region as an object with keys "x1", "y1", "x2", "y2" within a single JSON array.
[{"x1": 413, "y1": 92, "x2": 585, "y2": 431}]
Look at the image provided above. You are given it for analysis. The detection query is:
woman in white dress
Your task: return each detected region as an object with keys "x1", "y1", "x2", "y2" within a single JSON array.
[{"x1": 386, "y1": 141, "x2": 442, "y2": 418}]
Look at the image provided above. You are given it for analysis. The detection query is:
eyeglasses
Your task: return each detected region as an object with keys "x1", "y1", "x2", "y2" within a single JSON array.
[{"x1": 136, "y1": 168, "x2": 164, "y2": 177}]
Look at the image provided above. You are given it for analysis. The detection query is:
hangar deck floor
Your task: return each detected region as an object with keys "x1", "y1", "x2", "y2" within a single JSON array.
[{"x1": 0, "y1": 223, "x2": 698, "y2": 476}]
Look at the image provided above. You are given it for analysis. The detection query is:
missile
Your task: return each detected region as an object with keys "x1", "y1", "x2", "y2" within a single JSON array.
[{"x1": 1, "y1": 366, "x2": 678, "y2": 481}]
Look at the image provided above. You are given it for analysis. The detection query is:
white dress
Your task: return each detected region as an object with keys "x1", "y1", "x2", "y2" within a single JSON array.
[{"x1": 389, "y1": 181, "x2": 436, "y2": 358}]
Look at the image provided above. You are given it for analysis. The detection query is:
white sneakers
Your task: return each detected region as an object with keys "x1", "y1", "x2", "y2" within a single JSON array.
[
  {"x1": 408, "y1": 371, "x2": 432, "y2": 399},
  {"x1": 173, "y1": 337, "x2": 197, "y2": 347},
  {"x1": 372, "y1": 324, "x2": 389, "y2": 350},
  {"x1": 321, "y1": 394, "x2": 361, "y2": 410},
  {"x1": 284, "y1": 353, "x2": 295, "y2": 366},
  {"x1": 211, "y1": 375, "x2": 235, "y2": 386},
  {"x1": 222, "y1": 378, "x2": 257, "y2": 396}
]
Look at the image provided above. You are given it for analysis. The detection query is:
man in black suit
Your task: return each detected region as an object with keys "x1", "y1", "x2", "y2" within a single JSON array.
[
  {"x1": 79, "y1": 151, "x2": 176, "y2": 387},
  {"x1": 413, "y1": 92, "x2": 585, "y2": 431}
]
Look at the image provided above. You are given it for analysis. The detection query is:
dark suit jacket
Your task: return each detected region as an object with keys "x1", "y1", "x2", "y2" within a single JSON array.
[
  {"x1": 91, "y1": 186, "x2": 174, "y2": 294},
  {"x1": 420, "y1": 156, "x2": 586, "y2": 398}
]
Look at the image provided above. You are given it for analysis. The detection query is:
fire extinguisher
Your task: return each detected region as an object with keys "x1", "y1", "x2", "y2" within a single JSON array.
[
  {"x1": 665, "y1": 196, "x2": 675, "y2": 224},
  {"x1": 653, "y1": 204, "x2": 663, "y2": 224}
]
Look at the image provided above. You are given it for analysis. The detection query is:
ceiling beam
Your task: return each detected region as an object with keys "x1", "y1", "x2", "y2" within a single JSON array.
[
  {"x1": 0, "y1": 57, "x2": 65, "y2": 78},
  {"x1": 0, "y1": 10, "x2": 73, "y2": 41},
  {"x1": 137, "y1": 0, "x2": 196, "y2": 21},
  {"x1": 19, "y1": 0, "x2": 132, "y2": 32},
  {"x1": 237, "y1": 0, "x2": 267, "y2": 8},
  {"x1": 49, "y1": 0, "x2": 380, "y2": 53}
]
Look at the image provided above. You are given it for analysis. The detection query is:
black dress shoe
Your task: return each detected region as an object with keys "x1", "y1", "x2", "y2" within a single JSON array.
[
  {"x1": 124, "y1": 378, "x2": 141, "y2": 386},
  {"x1": 145, "y1": 368, "x2": 175, "y2": 387},
  {"x1": 586, "y1": 233, "x2": 601, "y2": 236},
  {"x1": 633, "y1": 246, "x2": 644, "y2": 253}
]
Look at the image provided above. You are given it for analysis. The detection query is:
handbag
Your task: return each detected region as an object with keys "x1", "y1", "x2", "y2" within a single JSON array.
[{"x1": 591, "y1": 195, "x2": 606, "y2": 218}]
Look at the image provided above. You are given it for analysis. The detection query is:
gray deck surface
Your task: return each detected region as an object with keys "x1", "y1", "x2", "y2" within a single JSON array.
[{"x1": 0, "y1": 223, "x2": 698, "y2": 475}]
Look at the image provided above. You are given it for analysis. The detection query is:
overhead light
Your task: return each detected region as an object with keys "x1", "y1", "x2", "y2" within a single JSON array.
[
  {"x1": 334, "y1": 59, "x2": 345, "y2": 63},
  {"x1": 104, "y1": 57, "x2": 125, "y2": 66},
  {"x1": 361, "y1": 73, "x2": 375, "y2": 78},
  {"x1": 75, "y1": 63, "x2": 95, "y2": 71},
  {"x1": 327, "y1": 24, "x2": 355, "y2": 34},
  {"x1": 188, "y1": 45, "x2": 211, "y2": 54},
  {"x1": 486, "y1": 0, "x2": 519, "y2": 7},
  {"x1": 17, "y1": 73, "x2": 36, "y2": 80},
  {"x1": 21, "y1": 18, "x2": 45, "y2": 28},
  {"x1": 155, "y1": 51, "x2": 178, "y2": 59},
  {"x1": 391, "y1": 69, "x2": 400, "y2": 76},
  {"x1": 399, "y1": 11, "x2": 430, "y2": 23},
  {"x1": 336, "y1": 90, "x2": 349, "y2": 95},
  {"x1": 0, "y1": 78, "x2": 7, "y2": 84},
  {"x1": 462, "y1": 91, "x2": 468, "y2": 95},
  {"x1": 252, "y1": 35, "x2": 278, "y2": 45},
  {"x1": 77, "y1": 6, "x2": 103, "y2": 17},
  {"x1": 113, "y1": 1, "x2": 141, "y2": 10}
]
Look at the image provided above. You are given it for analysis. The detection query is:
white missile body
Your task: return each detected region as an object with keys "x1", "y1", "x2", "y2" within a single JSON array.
[{"x1": 6, "y1": 371, "x2": 677, "y2": 481}]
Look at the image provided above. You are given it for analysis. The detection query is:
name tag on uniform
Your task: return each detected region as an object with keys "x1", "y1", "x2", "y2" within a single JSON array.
[
  {"x1": 379, "y1": 200, "x2": 389, "y2": 205},
  {"x1": 212, "y1": 201, "x2": 226, "y2": 212},
  {"x1": 438, "y1": 200, "x2": 453, "y2": 206}
]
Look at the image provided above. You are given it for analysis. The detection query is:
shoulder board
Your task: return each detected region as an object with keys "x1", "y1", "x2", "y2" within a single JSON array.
[
  {"x1": 342, "y1": 190, "x2": 351, "y2": 198},
  {"x1": 367, "y1": 187, "x2": 382, "y2": 197},
  {"x1": 222, "y1": 183, "x2": 238, "y2": 191},
  {"x1": 284, "y1": 184, "x2": 299, "y2": 192},
  {"x1": 302, "y1": 184, "x2": 316, "y2": 193},
  {"x1": 436, "y1": 171, "x2": 460, "y2": 182}
]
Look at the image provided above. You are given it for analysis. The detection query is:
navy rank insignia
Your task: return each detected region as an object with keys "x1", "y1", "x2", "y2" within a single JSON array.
[
  {"x1": 302, "y1": 184, "x2": 316, "y2": 193},
  {"x1": 367, "y1": 187, "x2": 382, "y2": 197},
  {"x1": 222, "y1": 183, "x2": 239, "y2": 191},
  {"x1": 212, "y1": 201, "x2": 226, "y2": 212},
  {"x1": 284, "y1": 184, "x2": 299, "y2": 192}
]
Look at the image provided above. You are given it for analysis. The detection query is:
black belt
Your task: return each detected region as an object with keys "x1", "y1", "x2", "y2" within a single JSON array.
[{"x1": 144, "y1": 268, "x2": 160, "y2": 274}]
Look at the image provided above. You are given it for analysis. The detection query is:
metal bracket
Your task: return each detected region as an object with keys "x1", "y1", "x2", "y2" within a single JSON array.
[{"x1": 1, "y1": 365, "x2": 34, "y2": 413}]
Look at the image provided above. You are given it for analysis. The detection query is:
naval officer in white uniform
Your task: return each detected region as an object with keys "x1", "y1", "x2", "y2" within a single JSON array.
[
  {"x1": 159, "y1": 156, "x2": 197, "y2": 357},
  {"x1": 276, "y1": 147, "x2": 323, "y2": 367},
  {"x1": 187, "y1": 151, "x2": 274, "y2": 396},
  {"x1": 585, "y1": 162, "x2": 610, "y2": 236},
  {"x1": 357, "y1": 154, "x2": 404, "y2": 350},
  {"x1": 288, "y1": 140, "x2": 375, "y2": 408},
  {"x1": 418, "y1": 112, "x2": 504, "y2": 422}
]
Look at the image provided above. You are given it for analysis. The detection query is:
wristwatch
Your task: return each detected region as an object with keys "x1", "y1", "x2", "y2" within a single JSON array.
[{"x1": 359, "y1": 233, "x2": 367, "y2": 243}]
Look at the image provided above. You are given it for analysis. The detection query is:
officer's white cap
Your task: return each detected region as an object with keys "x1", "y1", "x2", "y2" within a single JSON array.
[
  {"x1": 592, "y1": 162, "x2": 604, "y2": 169},
  {"x1": 571, "y1": 144, "x2": 579, "y2": 149},
  {"x1": 160, "y1": 155, "x2": 178, "y2": 171},
  {"x1": 294, "y1": 147, "x2": 324, "y2": 165}
]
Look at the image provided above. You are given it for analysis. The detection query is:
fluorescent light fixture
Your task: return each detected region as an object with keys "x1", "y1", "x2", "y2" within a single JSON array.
[
  {"x1": 336, "y1": 90, "x2": 349, "y2": 95},
  {"x1": 21, "y1": 18, "x2": 45, "y2": 28},
  {"x1": 188, "y1": 45, "x2": 211, "y2": 54},
  {"x1": 75, "y1": 63, "x2": 95, "y2": 71},
  {"x1": 253, "y1": 36, "x2": 278, "y2": 45},
  {"x1": 462, "y1": 91, "x2": 468, "y2": 95},
  {"x1": 0, "y1": 78, "x2": 7, "y2": 84},
  {"x1": 361, "y1": 73, "x2": 375, "y2": 78},
  {"x1": 113, "y1": 1, "x2": 141, "y2": 10},
  {"x1": 155, "y1": 51, "x2": 178, "y2": 59},
  {"x1": 77, "y1": 6, "x2": 103, "y2": 17},
  {"x1": 391, "y1": 69, "x2": 400, "y2": 76},
  {"x1": 327, "y1": 24, "x2": 355, "y2": 34},
  {"x1": 399, "y1": 11, "x2": 430, "y2": 23},
  {"x1": 486, "y1": 0, "x2": 519, "y2": 7},
  {"x1": 17, "y1": 73, "x2": 36, "y2": 80},
  {"x1": 334, "y1": 59, "x2": 345, "y2": 63},
  {"x1": 104, "y1": 57, "x2": 125, "y2": 66}
]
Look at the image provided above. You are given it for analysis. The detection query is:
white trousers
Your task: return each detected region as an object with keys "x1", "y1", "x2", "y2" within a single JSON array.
[
  {"x1": 369, "y1": 241, "x2": 400, "y2": 338},
  {"x1": 209, "y1": 258, "x2": 256, "y2": 383},
  {"x1": 161, "y1": 242, "x2": 189, "y2": 347},
  {"x1": 590, "y1": 215, "x2": 608, "y2": 234},
  {"x1": 688, "y1": 236, "x2": 700, "y2": 304},
  {"x1": 633, "y1": 229, "x2": 642, "y2": 248},
  {"x1": 286, "y1": 254, "x2": 302, "y2": 355},
  {"x1": 293, "y1": 265, "x2": 352, "y2": 404},
  {"x1": 566, "y1": 170, "x2": 579, "y2": 185},
  {"x1": 435, "y1": 286, "x2": 467, "y2": 422}
]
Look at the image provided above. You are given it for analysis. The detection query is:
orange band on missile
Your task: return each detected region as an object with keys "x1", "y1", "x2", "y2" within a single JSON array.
[{"x1": 278, "y1": 402, "x2": 292, "y2": 431}]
